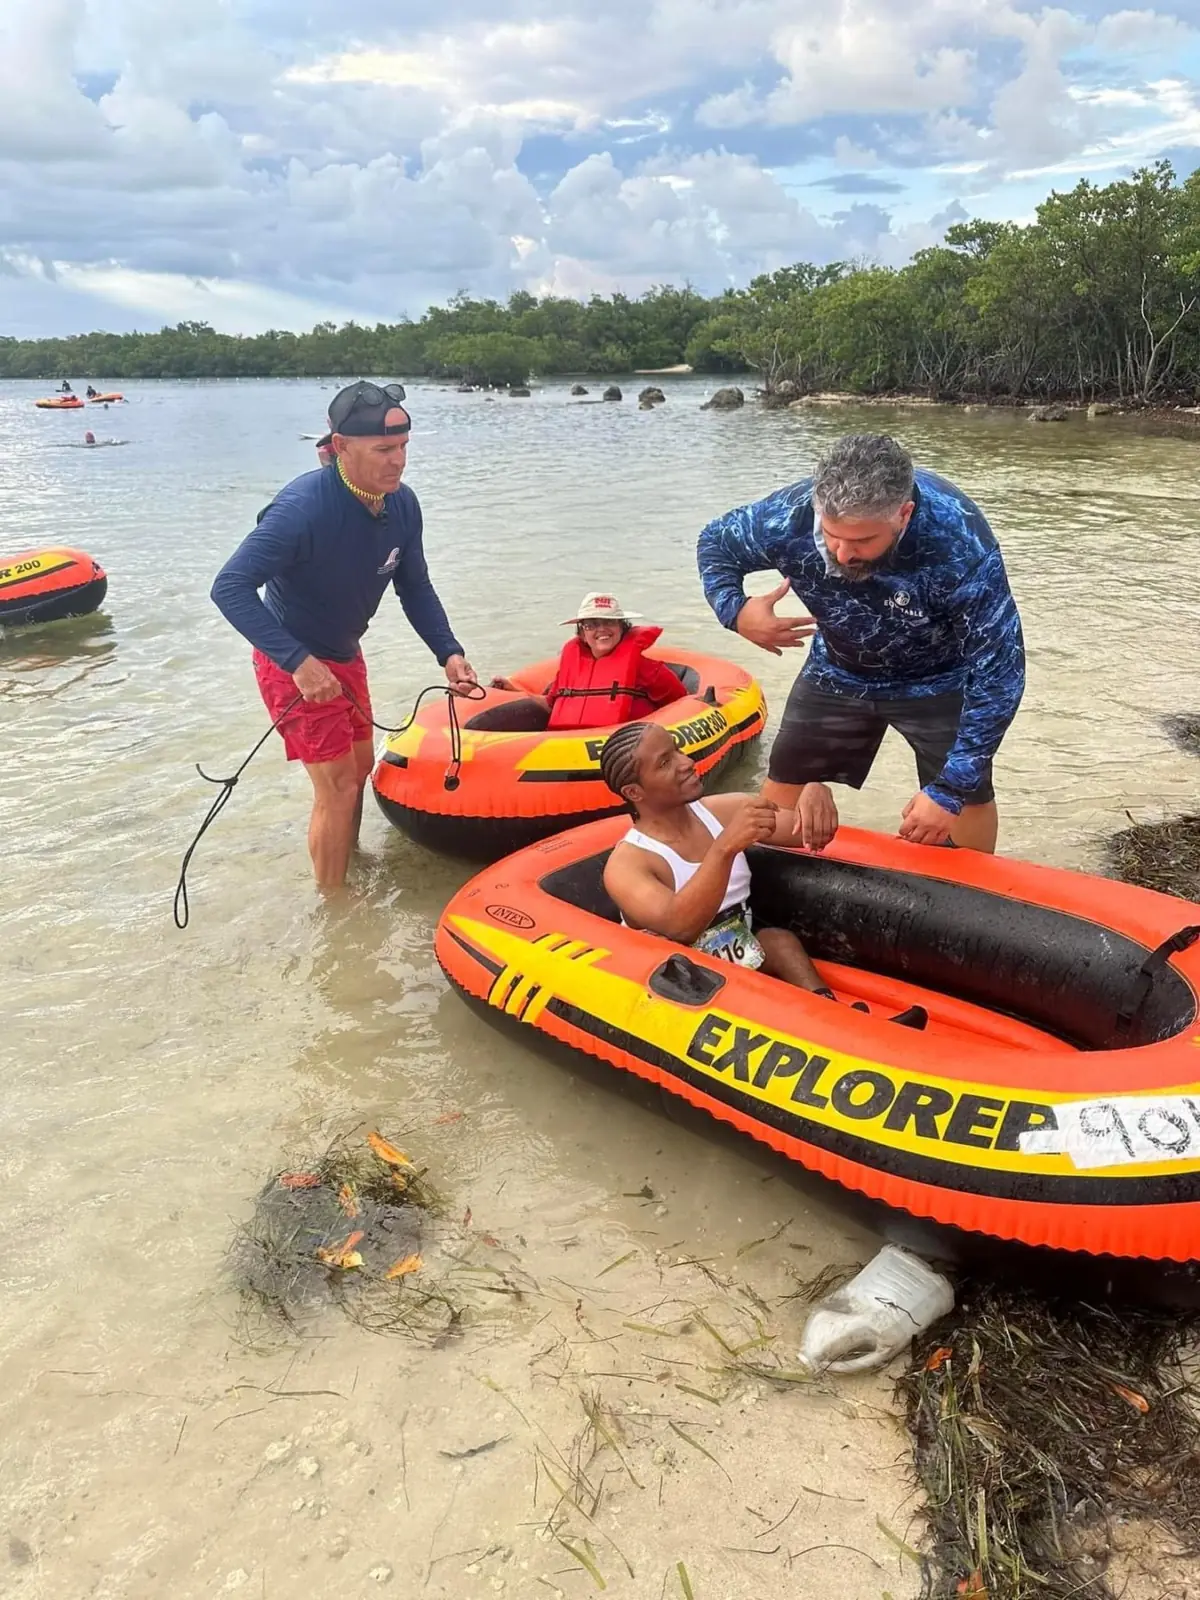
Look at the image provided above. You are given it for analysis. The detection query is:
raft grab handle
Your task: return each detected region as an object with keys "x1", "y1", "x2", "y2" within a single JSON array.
[
  {"x1": 1115, "y1": 924, "x2": 1200, "y2": 1037},
  {"x1": 649, "y1": 954, "x2": 727, "y2": 1007}
]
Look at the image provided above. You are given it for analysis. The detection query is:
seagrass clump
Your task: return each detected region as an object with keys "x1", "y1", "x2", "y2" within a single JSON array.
[
  {"x1": 228, "y1": 1129, "x2": 459, "y2": 1341},
  {"x1": 898, "y1": 1280, "x2": 1200, "y2": 1599}
]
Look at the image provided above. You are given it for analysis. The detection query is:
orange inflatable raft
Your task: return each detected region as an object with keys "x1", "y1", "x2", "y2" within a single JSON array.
[
  {"x1": 437, "y1": 817, "x2": 1200, "y2": 1261},
  {"x1": 88, "y1": 393, "x2": 124, "y2": 404},
  {"x1": 0, "y1": 548, "x2": 108, "y2": 626},
  {"x1": 35, "y1": 396, "x2": 84, "y2": 410},
  {"x1": 372, "y1": 647, "x2": 766, "y2": 860}
]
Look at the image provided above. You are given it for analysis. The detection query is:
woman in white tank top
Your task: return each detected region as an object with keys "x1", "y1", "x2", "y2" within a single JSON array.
[
  {"x1": 624, "y1": 801, "x2": 752, "y2": 914},
  {"x1": 599, "y1": 723, "x2": 928, "y2": 1026}
]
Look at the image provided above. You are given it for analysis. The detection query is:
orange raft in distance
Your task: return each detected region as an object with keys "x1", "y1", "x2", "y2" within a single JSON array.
[
  {"x1": 0, "y1": 548, "x2": 108, "y2": 626},
  {"x1": 437, "y1": 817, "x2": 1200, "y2": 1261},
  {"x1": 34, "y1": 396, "x2": 84, "y2": 410},
  {"x1": 371, "y1": 646, "x2": 766, "y2": 861}
]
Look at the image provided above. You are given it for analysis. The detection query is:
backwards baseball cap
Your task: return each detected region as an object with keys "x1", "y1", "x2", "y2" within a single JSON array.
[
  {"x1": 561, "y1": 592, "x2": 642, "y2": 625},
  {"x1": 328, "y1": 381, "x2": 410, "y2": 438}
]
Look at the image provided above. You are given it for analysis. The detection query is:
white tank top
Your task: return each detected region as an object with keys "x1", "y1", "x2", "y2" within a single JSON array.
[{"x1": 623, "y1": 802, "x2": 751, "y2": 915}]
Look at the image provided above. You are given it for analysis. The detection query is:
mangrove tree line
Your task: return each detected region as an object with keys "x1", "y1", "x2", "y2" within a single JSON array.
[{"x1": 2, "y1": 163, "x2": 1197, "y2": 403}]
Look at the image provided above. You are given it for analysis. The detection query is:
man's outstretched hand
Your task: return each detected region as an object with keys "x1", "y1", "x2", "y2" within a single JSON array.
[{"x1": 735, "y1": 580, "x2": 819, "y2": 656}]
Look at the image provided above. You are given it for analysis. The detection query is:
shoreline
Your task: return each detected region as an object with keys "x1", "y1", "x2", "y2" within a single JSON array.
[{"x1": 770, "y1": 390, "x2": 1200, "y2": 433}]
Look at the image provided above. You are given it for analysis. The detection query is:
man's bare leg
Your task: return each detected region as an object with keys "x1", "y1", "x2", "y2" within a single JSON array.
[
  {"x1": 950, "y1": 800, "x2": 998, "y2": 853},
  {"x1": 304, "y1": 751, "x2": 361, "y2": 887},
  {"x1": 351, "y1": 737, "x2": 375, "y2": 846},
  {"x1": 757, "y1": 927, "x2": 827, "y2": 993}
]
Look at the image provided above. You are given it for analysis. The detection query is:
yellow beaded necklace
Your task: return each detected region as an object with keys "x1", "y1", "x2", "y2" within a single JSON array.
[{"x1": 337, "y1": 455, "x2": 386, "y2": 505}]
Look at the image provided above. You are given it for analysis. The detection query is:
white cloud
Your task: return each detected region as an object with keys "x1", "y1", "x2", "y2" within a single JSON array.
[
  {"x1": 0, "y1": 0, "x2": 1196, "y2": 333},
  {"x1": 1095, "y1": 8, "x2": 1196, "y2": 53},
  {"x1": 50, "y1": 262, "x2": 372, "y2": 333},
  {"x1": 833, "y1": 135, "x2": 881, "y2": 168},
  {"x1": 0, "y1": 0, "x2": 107, "y2": 161}
]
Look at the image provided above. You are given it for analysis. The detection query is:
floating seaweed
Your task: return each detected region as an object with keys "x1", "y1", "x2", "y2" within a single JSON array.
[
  {"x1": 1101, "y1": 711, "x2": 1200, "y2": 900},
  {"x1": 1104, "y1": 812, "x2": 1200, "y2": 900},
  {"x1": 1160, "y1": 714, "x2": 1200, "y2": 759},
  {"x1": 897, "y1": 1279, "x2": 1200, "y2": 1599},
  {"x1": 228, "y1": 1128, "x2": 457, "y2": 1341}
]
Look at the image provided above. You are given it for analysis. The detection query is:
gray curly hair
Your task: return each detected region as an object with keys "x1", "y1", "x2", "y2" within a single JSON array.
[{"x1": 812, "y1": 434, "x2": 914, "y2": 521}]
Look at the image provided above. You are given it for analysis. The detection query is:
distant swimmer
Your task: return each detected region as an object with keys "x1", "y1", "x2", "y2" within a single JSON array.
[{"x1": 75, "y1": 432, "x2": 129, "y2": 448}]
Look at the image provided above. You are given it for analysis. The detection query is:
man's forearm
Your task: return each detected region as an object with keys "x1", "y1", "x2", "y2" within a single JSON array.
[
  {"x1": 927, "y1": 673, "x2": 1024, "y2": 812},
  {"x1": 697, "y1": 519, "x2": 753, "y2": 630}
]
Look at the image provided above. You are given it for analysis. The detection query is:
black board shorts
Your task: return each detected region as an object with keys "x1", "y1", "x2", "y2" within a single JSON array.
[{"x1": 767, "y1": 678, "x2": 995, "y2": 803}]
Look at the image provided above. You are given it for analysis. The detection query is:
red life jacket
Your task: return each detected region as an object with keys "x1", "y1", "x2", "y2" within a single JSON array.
[{"x1": 549, "y1": 625, "x2": 665, "y2": 730}]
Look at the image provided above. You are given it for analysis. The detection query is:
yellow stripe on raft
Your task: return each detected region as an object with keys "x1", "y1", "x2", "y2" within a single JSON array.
[
  {"x1": 451, "y1": 914, "x2": 1200, "y2": 1183},
  {"x1": 382, "y1": 680, "x2": 766, "y2": 773}
]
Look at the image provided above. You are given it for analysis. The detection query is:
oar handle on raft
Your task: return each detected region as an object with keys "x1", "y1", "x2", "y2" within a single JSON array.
[{"x1": 173, "y1": 680, "x2": 485, "y2": 930}]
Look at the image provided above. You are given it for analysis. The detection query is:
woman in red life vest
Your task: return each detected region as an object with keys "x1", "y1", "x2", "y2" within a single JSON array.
[{"x1": 491, "y1": 592, "x2": 689, "y2": 730}]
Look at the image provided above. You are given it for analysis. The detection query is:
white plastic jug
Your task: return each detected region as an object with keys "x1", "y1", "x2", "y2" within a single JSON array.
[{"x1": 798, "y1": 1245, "x2": 955, "y2": 1375}]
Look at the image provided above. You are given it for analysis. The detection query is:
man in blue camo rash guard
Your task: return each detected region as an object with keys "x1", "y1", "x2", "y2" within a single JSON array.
[{"x1": 698, "y1": 434, "x2": 1024, "y2": 852}]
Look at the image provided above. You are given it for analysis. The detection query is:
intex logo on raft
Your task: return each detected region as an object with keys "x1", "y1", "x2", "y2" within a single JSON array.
[
  {"x1": 486, "y1": 904, "x2": 536, "y2": 930},
  {"x1": 584, "y1": 708, "x2": 729, "y2": 764},
  {"x1": 686, "y1": 1012, "x2": 1053, "y2": 1153}
]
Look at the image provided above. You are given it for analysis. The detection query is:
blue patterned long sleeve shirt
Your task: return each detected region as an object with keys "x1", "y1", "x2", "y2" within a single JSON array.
[{"x1": 697, "y1": 469, "x2": 1025, "y2": 813}]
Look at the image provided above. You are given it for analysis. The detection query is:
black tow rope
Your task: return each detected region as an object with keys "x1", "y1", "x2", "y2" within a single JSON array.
[{"x1": 173, "y1": 680, "x2": 484, "y2": 930}]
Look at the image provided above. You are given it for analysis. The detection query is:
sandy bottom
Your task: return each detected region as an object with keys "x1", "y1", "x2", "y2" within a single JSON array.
[{"x1": 2, "y1": 1078, "x2": 922, "y2": 1600}]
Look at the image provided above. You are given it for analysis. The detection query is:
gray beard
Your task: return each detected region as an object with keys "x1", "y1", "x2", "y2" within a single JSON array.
[
  {"x1": 822, "y1": 550, "x2": 884, "y2": 583},
  {"x1": 820, "y1": 532, "x2": 900, "y2": 583}
]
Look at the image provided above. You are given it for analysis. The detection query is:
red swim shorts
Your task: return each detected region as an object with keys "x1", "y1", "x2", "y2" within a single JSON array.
[{"x1": 253, "y1": 650, "x2": 374, "y2": 765}]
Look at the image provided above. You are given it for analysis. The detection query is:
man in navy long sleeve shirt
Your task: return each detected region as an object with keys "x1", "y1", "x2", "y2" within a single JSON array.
[
  {"x1": 697, "y1": 433, "x2": 1024, "y2": 852},
  {"x1": 211, "y1": 380, "x2": 475, "y2": 887}
]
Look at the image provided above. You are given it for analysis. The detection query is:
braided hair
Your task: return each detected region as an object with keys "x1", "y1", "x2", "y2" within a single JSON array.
[{"x1": 599, "y1": 722, "x2": 653, "y2": 817}]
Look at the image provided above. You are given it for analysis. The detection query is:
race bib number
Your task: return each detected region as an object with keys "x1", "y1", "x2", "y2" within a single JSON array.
[{"x1": 695, "y1": 913, "x2": 765, "y2": 970}]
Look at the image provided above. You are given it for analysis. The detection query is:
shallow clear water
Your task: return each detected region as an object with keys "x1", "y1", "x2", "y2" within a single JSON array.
[{"x1": 2, "y1": 377, "x2": 1198, "y2": 1597}]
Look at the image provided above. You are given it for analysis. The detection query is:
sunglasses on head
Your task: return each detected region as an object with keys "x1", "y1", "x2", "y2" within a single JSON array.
[{"x1": 329, "y1": 381, "x2": 408, "y2": 430}]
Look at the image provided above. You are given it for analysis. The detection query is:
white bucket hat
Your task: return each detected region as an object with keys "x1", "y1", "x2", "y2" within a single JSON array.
[{"x1": 561, "y1": 591, "x2": 643, "y2": 625}]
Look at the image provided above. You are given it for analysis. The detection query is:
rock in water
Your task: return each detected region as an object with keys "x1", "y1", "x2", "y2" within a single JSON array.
[
  {"x1": 701, "y1": 386, "x2": 745, "y2": 411},
  {"x1": 774, "y1": 379, "x2": 799, "y2": 400},
  {"x1": 637, "y1": 386, "x2": 666, "y2": 405},
  {"x1": 508, "y1": 386, "x2": 531, "y2": 397},
  {"x1": 570, "y1": 384, "x2": 588, "y2": 396},
  {"x1": 1028, "y1": 404, "x2": 1069, "y2": 422},
  {"x1": 602, "y1": 385, "x2": 623, "y2": 401},
  {"x1": 1087, "y1": 402, "x2": 1115, "y2": 418}
]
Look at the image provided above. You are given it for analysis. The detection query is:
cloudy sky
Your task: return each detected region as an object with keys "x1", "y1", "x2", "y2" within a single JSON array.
[{"x1": 3, "y1": 0, "x2": 1198, "y2": 336}]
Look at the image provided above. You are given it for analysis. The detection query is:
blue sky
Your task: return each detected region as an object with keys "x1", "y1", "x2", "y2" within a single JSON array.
[{"x1": 1, "y1": 0, "x2": 1197, "y2": 336}]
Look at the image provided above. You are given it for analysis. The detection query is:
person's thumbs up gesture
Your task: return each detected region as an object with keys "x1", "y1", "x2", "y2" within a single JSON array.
[{"x1": 734, "y1": 579, "x2": 818, "y2": 655}]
